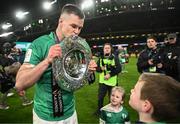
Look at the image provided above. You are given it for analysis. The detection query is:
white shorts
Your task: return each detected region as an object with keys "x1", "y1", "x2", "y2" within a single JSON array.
[{"x1": 33, "y1": 109, "x2": 78, "y2": 124}]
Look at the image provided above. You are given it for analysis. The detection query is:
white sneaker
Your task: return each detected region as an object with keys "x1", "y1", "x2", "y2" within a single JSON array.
[
  {"x1": 22, "y1": 100, "x2": 33, "y2": 106},
  {"x1": 7, "y1": 92, "x2": 14, "y2": 97},
  {"x1": 0, "y1": 104, "x2": 10, "y2": 110}
]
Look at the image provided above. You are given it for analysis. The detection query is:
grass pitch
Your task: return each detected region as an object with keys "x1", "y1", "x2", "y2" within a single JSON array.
[{"x1": 0, "y1": 57, "x2": 139, "y2": 123}]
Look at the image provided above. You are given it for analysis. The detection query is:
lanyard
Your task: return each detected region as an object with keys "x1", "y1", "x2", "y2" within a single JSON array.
[{"x1": 51, "y1": 32, "x2": 63, "y2": 117}]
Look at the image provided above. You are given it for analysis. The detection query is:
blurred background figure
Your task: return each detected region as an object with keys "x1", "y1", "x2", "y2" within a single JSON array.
[
  {"x1": 117, "y1": 45, "x2": 129, "y2": 73},
  {"x1": 0, "y1": 42, "x2": 33, "y2": 110},
  {"x1": 161, "y1": 33, "x2": 180, "y2": 82}
]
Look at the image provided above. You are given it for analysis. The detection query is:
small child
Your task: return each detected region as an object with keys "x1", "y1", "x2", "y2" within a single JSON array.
[
  {"x1": 129, "y1": 73, "x2": 180, "y2": 123},
  {"x1": 100, "y1": 86, "x2": 130, "y2": 124}
]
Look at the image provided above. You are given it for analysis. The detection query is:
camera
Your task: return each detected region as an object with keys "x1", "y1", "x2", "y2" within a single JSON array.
[
  {"x1": 151, "y1": 54, "x2": 161, "y2": 65},
  {"x1": 149, "y1": 49, "x2": 162, "y2": 65}
]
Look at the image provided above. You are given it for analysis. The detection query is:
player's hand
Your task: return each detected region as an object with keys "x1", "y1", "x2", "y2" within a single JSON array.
[
  {"x1": 88, "y1": 60, "x2": 97, "y2": 72},
  {"x1": 46, "y1": 44, "x2": 62, "y2": 64}
]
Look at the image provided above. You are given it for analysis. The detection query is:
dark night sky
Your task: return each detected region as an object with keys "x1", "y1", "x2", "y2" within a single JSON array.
[
  {"x1": 0, "y1": 0, "x2": 76, "y2": 25},
  {"x1": 0, "y1": 0, "x2": 38, "y2": 15},
  {"x1": 0, "y1": 0, "x2": 59, "y2": 23}
]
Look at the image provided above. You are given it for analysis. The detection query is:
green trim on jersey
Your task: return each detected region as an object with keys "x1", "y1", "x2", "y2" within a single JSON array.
[
  {"x1": 100, "y1": 104, "x2": 130, "y2": 124},
  {"x1": 99, "y1": 58, "x2": 118, "y2": 86},
  {"x1": 24, "y1": 32, "x2": 75, "y2": 121}
]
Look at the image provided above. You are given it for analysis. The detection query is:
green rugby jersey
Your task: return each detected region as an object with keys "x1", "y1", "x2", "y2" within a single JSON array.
[
  {"x1": 100, "y1": 104, "x2": 130, "y2": 124},
  {"x1": 25, "y1": 32, "x2": 91, "y2": 121}
]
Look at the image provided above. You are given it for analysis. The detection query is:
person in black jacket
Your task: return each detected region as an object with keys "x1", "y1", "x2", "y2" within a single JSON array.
[
  {"x1": 161, "y1": 33, "x2": 180, "y2": 82},
  {"x1": 0, "y1": 42, "x2": 33, "y2": 110},
  {"x1": 95, "y1": 43, "x2": 121, "y2": 115},
  {"x1": 137, "y1": 36, "x2": 164, "y2": 73}
]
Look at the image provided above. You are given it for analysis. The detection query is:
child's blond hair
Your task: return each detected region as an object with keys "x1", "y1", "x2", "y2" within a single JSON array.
[{"x1": 111, "y1": 86, "x2": 126, "y2": 100}]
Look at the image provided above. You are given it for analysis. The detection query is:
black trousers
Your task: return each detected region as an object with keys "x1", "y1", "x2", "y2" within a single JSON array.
[{"x1": 97, "y1": 83, "x2": 113, "y2": 112}]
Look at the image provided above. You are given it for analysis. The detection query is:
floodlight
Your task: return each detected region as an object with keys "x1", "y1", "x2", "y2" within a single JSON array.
[
  {"x1": 2, "y1": 23, "x2": 12, "y2": 30},
  {"x1": 15, "y1": 11, "x2": 29, "y2": 20},
  {"x1": 81, "y1": 0, "x2": 94, "y2": 10},
  {"x1": 0, "y1": 32, "x2": 13, "y2": 37},
  {"x1": 42, "y1": 0, "x2": 57, "y2": 10}
]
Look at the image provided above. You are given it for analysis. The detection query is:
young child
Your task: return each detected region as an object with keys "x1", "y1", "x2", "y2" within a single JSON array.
[
  {"x1": 129, "y1": 73, "x2": 180, "y2": 123},
  {"x1": 100, "y1": 86, "x2": 130, "y2": 124}
]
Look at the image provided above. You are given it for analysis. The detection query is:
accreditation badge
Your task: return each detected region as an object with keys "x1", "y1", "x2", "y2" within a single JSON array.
[
  {"x1": 149, "y1": 66, "x2": 156, "y2": 72},
  {"x1": 24, "y1": 49, "x2": 32, "y2": 62}
]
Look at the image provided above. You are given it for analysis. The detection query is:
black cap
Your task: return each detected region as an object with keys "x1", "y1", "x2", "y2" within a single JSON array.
[{"x1": 167, "y1": 33, "x2": 177, "y2": 39}]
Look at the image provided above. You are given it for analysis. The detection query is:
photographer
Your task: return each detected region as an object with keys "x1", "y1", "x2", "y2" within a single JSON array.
[
  {"x1": 137, "y1": 36, "x2": 164, "y2": 73},
  {"x1": 0, "y1": 42, "x2": 32, "y2": 110},
  {"x1": 161, "y1": 33, "x2": 180, "y2": 82},
  {"x1": 95, "y1": 43, "x2": 121, "y2": 115},
  {"x1": 0, "y1": 42, "x2": 18, "y2": 109}
]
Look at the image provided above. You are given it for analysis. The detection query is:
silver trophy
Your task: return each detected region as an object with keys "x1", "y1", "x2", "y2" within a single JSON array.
[{"x1": 52, "y1": 36, "x2": 91, "y2": 92}]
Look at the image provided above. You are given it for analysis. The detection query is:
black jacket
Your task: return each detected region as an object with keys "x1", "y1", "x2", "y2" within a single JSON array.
[
  {"x1": 0, "y1": 54, "x2": 16, "y2": 93},
  {"x1": 137, "y1": 47, "x2": 164, "y2": 73},
  {"x1": 161, "y1": 43, "x2": 180, "y2": 82}
]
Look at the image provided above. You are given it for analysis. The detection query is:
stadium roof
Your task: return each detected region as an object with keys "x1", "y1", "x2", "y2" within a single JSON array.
[{"x1": 0, "y1": 0, "x2": 180, "y2": 45}]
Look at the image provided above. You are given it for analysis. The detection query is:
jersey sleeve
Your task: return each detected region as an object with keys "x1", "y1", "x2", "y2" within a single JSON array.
[
  {"x1": 24, "y1": 41, "x2": 42, "y2": 65},
  {"x1": 122, "y1": 109, "x2": 130, "y2": 122}
]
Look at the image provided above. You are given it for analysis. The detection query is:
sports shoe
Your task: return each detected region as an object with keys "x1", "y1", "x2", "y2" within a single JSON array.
[
  {"x1": 22, "y1": 100, "x2": 33, "y2": 106},
  {"x1": 7, "y1": 92, "x2": 14, "y2": 97},
  {"x1": 0, "y1": 104, "x2": 10, "y2": 110}
]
